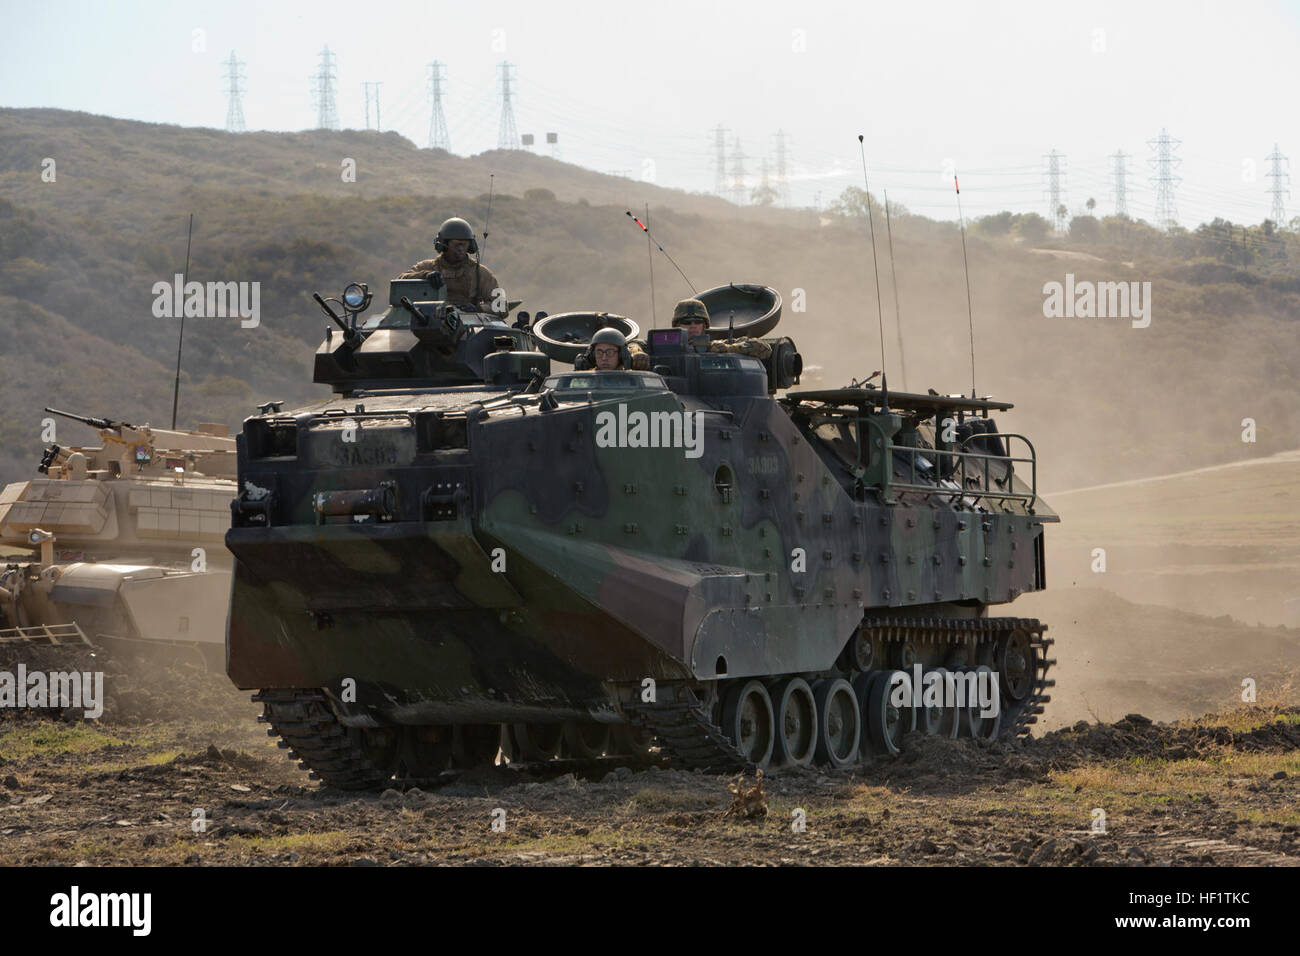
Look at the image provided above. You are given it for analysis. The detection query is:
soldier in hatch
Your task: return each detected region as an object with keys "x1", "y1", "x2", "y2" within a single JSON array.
[
  {"x1": 400, "y1": 217, "x2": 506, "y2": 315},
  {"x1": 581, "y1": 328, "x2": 651, "y2": 371},
  {"x1": 670, "y1": 297, "x2": 771, "y2": 359}
]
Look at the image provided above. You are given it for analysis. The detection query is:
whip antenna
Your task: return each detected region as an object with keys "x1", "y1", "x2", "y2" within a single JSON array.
[
  {"x1": 626, "y1": 211, "x2": 696, "y2": 294},
  {"x1": 955, "y1": 172, "x2": 977, "y2": 398},
  {"x1": 479, "y1": 173, "x2": 495, "y2": 263},
  {"x1": 473, "y1": 174, "x2": 495, "y2": 309},
  {"x1": 644, "y1": 203, "x2": 656, "y2": 320},
  {"x1": 170, "y1": 212, "x2": 194, "y2": 430},
  {"x1": 883, "y1": 189, "x2": 908, "y2": 392},
  {"x1": 857, "y1": 135, "x2": 888, "y2": 402}
]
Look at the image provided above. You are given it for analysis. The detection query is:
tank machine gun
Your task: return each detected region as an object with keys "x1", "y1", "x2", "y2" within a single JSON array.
[
  {"x1": 226, "y1": 274, "x2": 1057, "y2": 788},
  {"x1": 37, "y1": 406, "x2": 236, "y2": 482}
]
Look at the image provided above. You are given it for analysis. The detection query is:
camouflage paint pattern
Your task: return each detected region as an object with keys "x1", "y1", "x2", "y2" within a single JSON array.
[{"x1": 226, "y1": 319, "x2": 1055, "y2": 726}]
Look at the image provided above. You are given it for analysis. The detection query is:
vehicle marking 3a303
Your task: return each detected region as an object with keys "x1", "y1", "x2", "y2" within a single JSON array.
[{"x1": 334, "y1": 443, "x2": 400, "y2": 466}]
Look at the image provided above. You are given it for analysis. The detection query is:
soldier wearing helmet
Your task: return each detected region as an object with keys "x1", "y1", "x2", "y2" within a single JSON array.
[
  {"x1": 400, "y1": 217, "x2": 507, "y2": 315},
  {"x1": 671, "y1": 297, "x2": 772, "y2": 360},
  {"x1": 585, "y1": 328, "x2": 631, "y2": 370},
  {"x1": 575, "y1": 328, "x2": 651, "y2": 371},
  {"x1": 672, "y1": 298, "x2": 711, "y2": 343}
]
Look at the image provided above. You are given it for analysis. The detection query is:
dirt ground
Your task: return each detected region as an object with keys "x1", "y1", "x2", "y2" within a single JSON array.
[
  {"x1": 1040, "y1": 450, "x2": 1300, "y2": 629},
  {"x1": 0, "y1": 648, "x2": 1296, "y2": 867},
  {"x1": 1, "y1": 454, "x2": 1297, "y2": 867}
]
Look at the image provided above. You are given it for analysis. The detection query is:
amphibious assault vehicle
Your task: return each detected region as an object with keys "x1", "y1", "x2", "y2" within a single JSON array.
[
  {"x1": 226, "y1": 277, "x2": 1057, "y2": 787},
  {"x1": 0, "y1": 409, "x2": 237, "y2": 667}
]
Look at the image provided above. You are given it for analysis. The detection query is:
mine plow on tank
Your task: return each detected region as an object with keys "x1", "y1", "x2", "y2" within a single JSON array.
[
  {"x1": 0, "y1": 622, "x2": 93, "y2": 648},
  {"x1": 228, "y1": 274, "x2": 1059, "y2": 789}
]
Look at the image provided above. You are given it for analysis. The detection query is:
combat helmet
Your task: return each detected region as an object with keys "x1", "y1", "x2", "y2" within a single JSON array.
[
  {"x1": 672, "y1": 298, "x2": 710, "y2": 328},
  {"x1": 582, "y1": 327, "x2": 630, "y2": 369},
  {"x1": 435, "y1": 217, "x2": 479, "y2": 254}
]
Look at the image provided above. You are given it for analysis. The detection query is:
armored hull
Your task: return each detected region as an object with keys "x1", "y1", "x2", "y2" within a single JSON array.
[{"x1": 228, "y1": 280, "x2": 1058, "y2": 786}]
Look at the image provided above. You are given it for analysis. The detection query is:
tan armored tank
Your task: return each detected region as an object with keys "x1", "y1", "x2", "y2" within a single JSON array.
[{"x1": 0, "y1": 408, "x2": 237, "y2": 666}]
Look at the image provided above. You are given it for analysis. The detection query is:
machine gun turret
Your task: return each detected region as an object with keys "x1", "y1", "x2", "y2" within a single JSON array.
[
  {"x1": 311, "y1": 279, "x2": 546, "y2": 392},
  {"x1": 43, "y1": 407, "x2": 136, "y2": 432}
]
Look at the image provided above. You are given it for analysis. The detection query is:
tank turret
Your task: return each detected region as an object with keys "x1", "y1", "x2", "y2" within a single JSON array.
[{"x1": 0, "y1": 408, "x2": 238, "y2": 665}]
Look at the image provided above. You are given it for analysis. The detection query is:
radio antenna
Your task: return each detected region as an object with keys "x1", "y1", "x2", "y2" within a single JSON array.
[
  {"x1": 170, "y1": 212, "x2": 194, "y2": 430},
  {"x1": 626, "y1": 211, "x2": 696, "y2": 294},
  {"x1": 857, "y1": 135, "x2": 888, "y2": 404},
  {"x1": 954, "y1": 172, "x2": 977, "y2": 398},
  {"x1": 473, "y1": 174, "x2": 495, "y2": 309},
  {"x1": 883, "y1": 189, "x2": 908, "y2": 392},
  {"x1": 479, "y1": 173, "x2": 495, "y2": 263},
  {"x1": 644, "y1": 203, "x2": 656, "y2": 320}
]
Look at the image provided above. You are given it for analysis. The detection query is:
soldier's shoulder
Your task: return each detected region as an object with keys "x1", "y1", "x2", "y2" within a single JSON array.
[
  {"x1": 401, "y1": 257, "x2": 440, "y2": 276},
  {"x1": 708, "y1": 338, "x2": 772, "y2": 358}
]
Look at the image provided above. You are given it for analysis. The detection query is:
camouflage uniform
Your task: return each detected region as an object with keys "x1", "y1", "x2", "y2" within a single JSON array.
[
  {"x1": 400, "y1": 253, "x2": 505, "y2": 314},
  {"x1": 709, "y1": 337, "x2": 772, "y2": 360},
  {"x1": 669, "y1": 297, "x2": 770, "y2": 360},
  {"x1": 627, "y1": 340, "x2": 650, "y2": 370}
]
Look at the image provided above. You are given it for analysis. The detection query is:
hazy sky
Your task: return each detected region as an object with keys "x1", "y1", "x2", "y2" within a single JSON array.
[{"x1": 5, "y1": 0, "x2": 1298, "y2": 225}]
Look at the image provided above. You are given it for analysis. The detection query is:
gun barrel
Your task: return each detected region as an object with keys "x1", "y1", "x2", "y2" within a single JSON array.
[{"x1": 43, "y1": 407, "x2": 124, "y2": 430}]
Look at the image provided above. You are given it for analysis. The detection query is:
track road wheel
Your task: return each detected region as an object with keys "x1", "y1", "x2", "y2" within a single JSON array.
[
  {"x1": 927, "y1": 668, "x2": 960, "y2": 739},
  {"x1": 813, "y1": 678, "x2": 860, "y2": 769},
  {"x1": 865, "y1": 670, "x2": 911, "y2": 756},
  {"x1": 511, "y1": 723, "x2": 564, "y2": 762},
  {"x1": 997, "y1": 628, "x2": 1035, "y2": 702},
  {"x1": 562, "y1": 720, "x2": 611, "y2": 759},
  {"x1": 851, "y1": 673, "x2": 875, "y2": 759},
  {"x1": 611, "y1": 721, "x2": 657, "y2": 765},
  {"x1": 349, "y1": 725, "x2": 399, "y2": 776},
  {"x1": 453, "y1": 724, "x2": 503, "y2": 768},
  {"x1": 918, "y1": 669, "x2": 944, "y2": 735},
  {"x1": 396, "y1": 725, "x2": 453, "y2": 778},
  {"x1": 771, "y1": 677, "x2": 817, "y2": 768},
  {"x1": 838, "y1": 628, "x2": 874, "y2": 673},
  {"x1": 721, "y1": 679, "x2": 775, "y2": 770},
  {"x1": 955, "y1": 667, "x2": 977, "y2": 739},
  {"x1": 965, "y1": 666, "x2": 1002, "y2": 740}
]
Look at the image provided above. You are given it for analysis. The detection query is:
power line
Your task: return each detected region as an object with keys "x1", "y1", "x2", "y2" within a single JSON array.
[
  {"x1": 1265, "y1": 143, "x2": 1289, "y2": 225},
  {"x1": 427, "y1": 61, "x2": 450, "y2": 150},
  {"x1": 497, "y1": 61, "x2": 519, "y2": 150},
  {"x1": 310, "y1": 45, "x2": 339, "y2": 130},
  {"x1": 222, "y1": 51, "x2": 246, "y2": 133},
  {"x1": 1110, "y1": 149, "x2": 1129, "y2": 216},
  {"x1": 1148, "y1": 128, "x2": 1182, "y2": 229},
  {"x1": 774, "y1": 129, "x2": 791, "y2": 207},
  {"x1": 1043, "y1": 149, "x2": 1067, "y2": 232},
  {"x1": 361, "y1": 81, "x2": 383, "y2": 131},
  {"x1": 712, "y1": 124, "x2": 729, "y2": 197},
  {"x1": 730, "y1": 136, "x2": 747, "y2": 205}
]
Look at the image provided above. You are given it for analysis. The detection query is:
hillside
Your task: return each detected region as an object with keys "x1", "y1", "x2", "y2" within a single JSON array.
[
  {"x1": 1018, "y1": 448, "x2": 1300, "y2": 727},
  {"x1": 1032, "y1": 450, "x2": 1300, "y2": 627},
  {"x1": 1, "y1": 107, "x2": 1297, "y2": 491}
]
